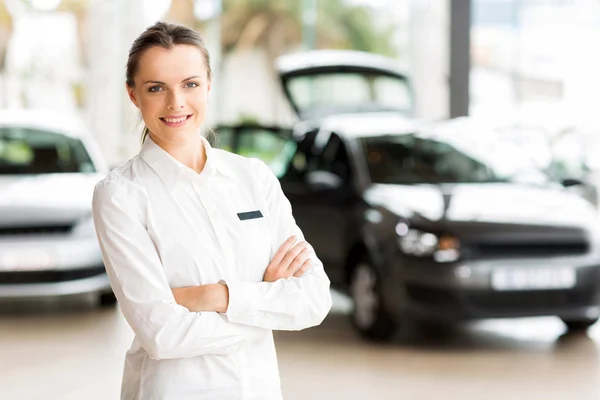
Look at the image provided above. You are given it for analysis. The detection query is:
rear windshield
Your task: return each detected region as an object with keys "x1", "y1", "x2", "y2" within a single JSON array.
[
  {"x1": 286, "y1": 72, "x2": 412, "y2": 118},
  {"x1": 0, "y1": 127, "x2": 96, "y2": 175}
]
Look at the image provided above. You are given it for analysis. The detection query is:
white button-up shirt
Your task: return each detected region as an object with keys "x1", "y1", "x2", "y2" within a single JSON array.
[{"x1": 92, "y1": 136, "x2": 332, "y2": 400}]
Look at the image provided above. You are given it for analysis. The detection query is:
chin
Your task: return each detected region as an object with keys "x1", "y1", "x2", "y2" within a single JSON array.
[{"x1": 169, "y1": 130, "x2": 201, "y2": 143}]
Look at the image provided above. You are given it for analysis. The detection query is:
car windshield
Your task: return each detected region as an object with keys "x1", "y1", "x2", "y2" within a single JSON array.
[
  {"x1": 361, "y1": 133, "x2": 549, "y2": 185},
  {"x1": 286, "y1": 72, "x2": 412, "y2": 118},
  {"x1": 0, "y1": 127, "x2": 96, "y2": 175}
]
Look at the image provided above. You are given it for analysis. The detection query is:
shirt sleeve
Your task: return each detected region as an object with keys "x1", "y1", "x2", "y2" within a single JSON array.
[
  {"x1": 223, "y1": 159, "x2": 333, "y2": 331},
  {"x1": 92, "y1": 179, "x2": 268, "y2": 360}
]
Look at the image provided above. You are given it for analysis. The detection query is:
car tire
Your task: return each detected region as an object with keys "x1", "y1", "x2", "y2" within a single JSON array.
[
  {"x1": 98, "y1": 291, "x2": 118, "y2": 307},
  {"x1": 349, "y1": 257, "x2": 398, "y2": 341},
  {"x1": 561, "y1": 316, "x2": 599, "y2": 331}
]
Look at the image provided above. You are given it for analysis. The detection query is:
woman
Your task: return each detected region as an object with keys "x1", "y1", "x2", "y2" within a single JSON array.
[{"x1": 92, "y1": 21, "x2": 332, "y2": 400}]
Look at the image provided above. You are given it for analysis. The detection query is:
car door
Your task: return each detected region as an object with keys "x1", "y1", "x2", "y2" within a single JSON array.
[{"x1": 280, "y1": 131, "x2": 360, "y2": 285}]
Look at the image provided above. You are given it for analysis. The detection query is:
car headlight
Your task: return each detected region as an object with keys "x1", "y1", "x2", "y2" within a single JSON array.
[
  {"x1": 71, "y1": 214, "x2": 96, "y2": 238},
  {"x1": 396, "y1": 222, "x2": 460, "y2": 262}
]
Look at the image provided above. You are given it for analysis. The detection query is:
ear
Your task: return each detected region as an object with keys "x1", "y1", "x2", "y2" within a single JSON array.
[
  {"x1": 207, "y1": 79, "x2": 212, "y2": 94},
  {"x1": 126, "y1": 83, "x2": 140, "y2": 108}
]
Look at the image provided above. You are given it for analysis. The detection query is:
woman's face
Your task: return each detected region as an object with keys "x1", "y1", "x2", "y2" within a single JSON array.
[{"x1": 127, "y1": 44, "x2": 211, "y2": 145}]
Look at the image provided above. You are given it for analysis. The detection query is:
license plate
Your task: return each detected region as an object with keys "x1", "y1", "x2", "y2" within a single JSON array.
[
  {"x1": 0, "y1": 250, "x2": 56, "y2": 271},
  {"x1": 491, "y1": 267, "x2": 576, "y2": 291}
]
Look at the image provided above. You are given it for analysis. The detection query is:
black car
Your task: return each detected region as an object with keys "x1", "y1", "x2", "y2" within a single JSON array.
[{"x1": 216, "y1": 51, "x2": 600, "y2": 341}]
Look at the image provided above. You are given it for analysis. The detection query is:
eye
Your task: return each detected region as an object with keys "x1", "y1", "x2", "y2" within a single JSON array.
[
  {"x1": 184, "y1": 81, "x2": 199, "y2": 89},
  {"x1": 148, "y1": 85, "x2": 163, "y2": 93}
]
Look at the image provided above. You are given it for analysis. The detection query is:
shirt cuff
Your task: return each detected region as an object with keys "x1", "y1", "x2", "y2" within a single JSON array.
[{"x1": 220, "y1": 279, "x2": 261, "y2": 325}]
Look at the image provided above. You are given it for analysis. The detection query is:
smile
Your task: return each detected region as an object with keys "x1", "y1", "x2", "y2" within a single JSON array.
[{"x1": 160, "y1": 115, "x2": 192, "y2": 126}]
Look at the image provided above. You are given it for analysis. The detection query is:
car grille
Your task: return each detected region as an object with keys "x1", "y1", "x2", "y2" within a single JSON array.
[
  {"x1": 469, "y1": 242, "x2": 589, "y2": 258},
  {"x1": 0, "y1": 224, "x2": 73, "y2": 237}
]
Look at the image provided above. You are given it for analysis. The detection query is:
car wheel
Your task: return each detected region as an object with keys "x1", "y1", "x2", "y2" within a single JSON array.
[
  {"x1": 349, "y1": 258, "x2": 398, "y2": 341},
  {"x1": 561, "y1": 316, "x2": 599, "y2": 331},
  {"x1": 98, "y1": 291, "x2": 118, "y2": 307}
]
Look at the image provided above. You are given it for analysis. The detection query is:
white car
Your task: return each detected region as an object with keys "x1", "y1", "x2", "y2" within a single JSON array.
[{"x1": 0, "y1": 109, "x2": 114, "y2": 305}]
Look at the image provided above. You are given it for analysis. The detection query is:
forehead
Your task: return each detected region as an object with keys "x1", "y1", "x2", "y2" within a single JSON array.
[{"x1": 135, "y1": 44, "x2": 208, "y2": 81}]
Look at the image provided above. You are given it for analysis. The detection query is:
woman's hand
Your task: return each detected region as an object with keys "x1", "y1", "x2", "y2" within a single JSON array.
[
  {"x1": 172, "y1": 236, "x2": 313, "y2": 310},
  {"x1": 172, "y1": 284, "x2": 229, "y2": 313},
  {"x1": 263, "y1": 236, "x2": 312, "y2": 282}
]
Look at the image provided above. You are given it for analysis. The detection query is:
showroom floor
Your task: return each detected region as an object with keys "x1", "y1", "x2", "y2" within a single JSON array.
[{"x1": 1, "y1": 293, "x2": 599, "y2": 400}]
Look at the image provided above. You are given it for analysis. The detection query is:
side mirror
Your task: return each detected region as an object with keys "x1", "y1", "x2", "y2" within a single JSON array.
[
  {"x1": 562, "y1": 178, "x2": 584, "y2": 188},
  {"x1": 306, "y1": 170, "x2": 343, "y2": 191}
]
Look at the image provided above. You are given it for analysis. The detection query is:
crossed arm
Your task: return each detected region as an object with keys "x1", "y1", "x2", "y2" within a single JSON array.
[
  {"x1": 172, "y1": 235, "x2": 313, "y2": 313},
  {"x1": 92, "y1": 160, "x2": 331, "y2": 360},
  {"x1": 170, "y1": 159, "x2": 332, "y2": 331}
]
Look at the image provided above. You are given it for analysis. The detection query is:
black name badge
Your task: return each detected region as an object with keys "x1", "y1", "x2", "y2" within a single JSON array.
[{"x1": 237, "y1": 210, "x2": 264, "y2": 221}]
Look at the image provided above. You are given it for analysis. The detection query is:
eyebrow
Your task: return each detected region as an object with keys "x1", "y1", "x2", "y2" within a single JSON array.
[{"x1": 143, "y1": 76, "x2": 202, "y2": 85}]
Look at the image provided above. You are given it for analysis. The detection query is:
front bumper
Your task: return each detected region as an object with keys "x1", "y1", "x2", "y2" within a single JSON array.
[
  {"x1": 0, "y1": 236, "x2": 111, "y2": 298},
  {"x1": 384, "y1": 253, "x2": 600, "y2": 320},
  {"x1": 0, "y1": 267, "x2": 110, "y2": 298}
]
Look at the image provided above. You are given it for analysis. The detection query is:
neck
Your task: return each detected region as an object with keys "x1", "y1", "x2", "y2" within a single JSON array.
[{"x1": 149, "y1": 133, "x2": 207, "y2": 174}]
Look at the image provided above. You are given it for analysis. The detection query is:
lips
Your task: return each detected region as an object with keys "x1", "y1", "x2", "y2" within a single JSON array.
[
  {"x1": 160, "y1": 115, "x2": 191, "y2": 123},
  {"x1": 159, "y1": 115, "x2": 192, "y2": 127}
]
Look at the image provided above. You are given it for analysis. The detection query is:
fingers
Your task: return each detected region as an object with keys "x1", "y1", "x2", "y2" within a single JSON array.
[
  {"x1": 287, "y1": 246, "x2": 310, "y2": 276},
  {"x1": 269, "y1": 236, "x2": 297, "y2": 268},
  {"x1": 264, "y1": 236, "x2": 314, "y2": 282},
  {"x1": 293, "y1": 258, "x2": 312, "y2": 277},
  {"x1": 280, "y1": 241, "x2": 308, "y2": 270}
]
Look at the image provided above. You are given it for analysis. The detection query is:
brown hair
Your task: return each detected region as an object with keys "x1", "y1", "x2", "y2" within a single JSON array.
[{"x1": 126, "y1": 21, "x2": 212, "y2": 143}]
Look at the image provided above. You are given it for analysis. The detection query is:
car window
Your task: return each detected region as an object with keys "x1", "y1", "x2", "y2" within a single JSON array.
[
  {"x1": 211, "y1": 126, "x2": 233, "y2": 151},
  {"x1": 362, "y1": 135, "x2": 504, "y2": 185},
  {"x1": 286, "y1": 72, "x2": 412, "y2": 118},
  {"x1": 549, "y1": 132, "x2": 587, "y2": 180},
  {"x1": 372, "y1": 75, "x2": 412, "y2": 111},
  {"x1": 276, "y1": 128, "x2": 319, "y2": 184},
  {"x1": 0, "y1": 127, "x2": 96, "y2": 175},
  {"x1": 289, "y1": 74, "x2": 371, "y2": 109},
  {"x1": 215, "y1": 126, "x2": 296, "y2": 178},
  {"x1": 313, "y1": 133, "x2": 353, "y2": 182}
]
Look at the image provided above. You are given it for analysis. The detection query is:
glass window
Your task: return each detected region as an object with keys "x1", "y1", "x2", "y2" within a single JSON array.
[
  {"x1": 212, "y1": 127, "x2": 233, "y2": 152},
  {"x1": 372, "y1": 75, "x2": 412, "y2": 110},
  {"x1": 313, "y1": 133, "x2": 353, "y2": 183},
  {"x1": 289, "y1": 74, "x2": 370, "y2": 109},
  {"x1": 361, "y1": 133, "x2": 545, "y2": 185},
  {"x1": 471, "y1": 0, "x2": 600, "y2": 118},
  {"x1": 215, "y1": 127, "x2": 296, "y2": 179},
  {"x1": 286, "y1": 72, "x2": 412, "y2": 118},
  {"x1": 279, "y1": 128, "x2": 320, "y2": 184},
  {"x1": 0, "y1": 127, "x2": 95, "y2": 175}
]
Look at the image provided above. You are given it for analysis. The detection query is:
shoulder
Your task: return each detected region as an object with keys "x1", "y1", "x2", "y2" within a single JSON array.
[
  {"x1": 213, "y1": 150, "x2": 286, "y2": 205},
  {"x1": 213, "y1": 148, "x2": 256, "y2": 167},
  {"x1": 93, "y1": 155, "x2": 148, "y2": 208},
  {"x1": 213, "y1": 148, "x2": 274, "y2": 180}
]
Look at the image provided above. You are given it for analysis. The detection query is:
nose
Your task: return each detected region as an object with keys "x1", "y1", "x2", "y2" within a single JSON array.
[{"x1": 167, "y1": 89, "x2": 185, "y2": 110}]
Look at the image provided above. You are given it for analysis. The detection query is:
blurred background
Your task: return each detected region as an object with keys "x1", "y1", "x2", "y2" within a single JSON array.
[{"x1": 3, "y1": 0, "x2": 600, "y2": 399}]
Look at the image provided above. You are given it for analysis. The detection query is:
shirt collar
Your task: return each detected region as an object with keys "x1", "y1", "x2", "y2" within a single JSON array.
[{"x1": 140, "y1": 135, "x2": 235, "y2": 190}]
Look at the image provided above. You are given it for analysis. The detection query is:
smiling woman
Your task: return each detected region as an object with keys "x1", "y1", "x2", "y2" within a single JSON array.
[
  {"x1": 91, "y1": 21, "x2": 332, "y2": 400},
  {"x1": 125, "y1": 22, "x2": 212, "y2": 156}
]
